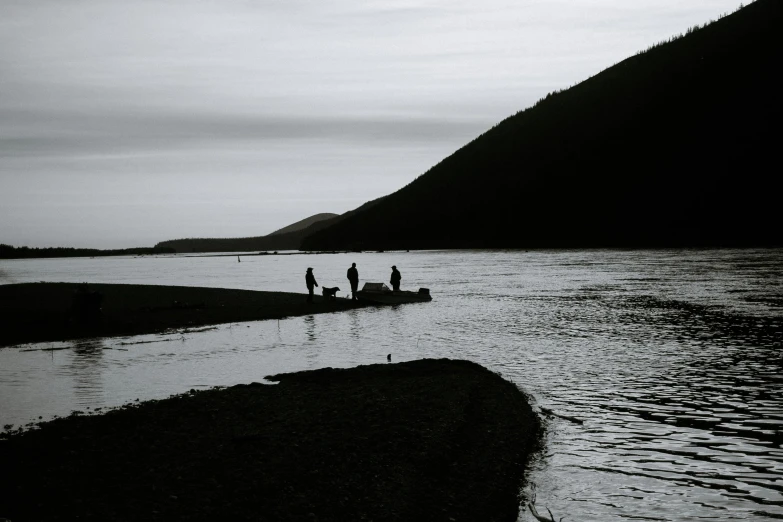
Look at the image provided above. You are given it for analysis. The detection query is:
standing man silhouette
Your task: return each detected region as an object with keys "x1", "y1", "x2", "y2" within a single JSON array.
[
  {"x1": 390, "y1": 265, "x2": 401, "y2": 292},
  {"x1": 347, "y1": 262, "x2": 359, "y2": 300},
  {"x1": 305, "y1": 267, "x2": 318, "y2": 303}
]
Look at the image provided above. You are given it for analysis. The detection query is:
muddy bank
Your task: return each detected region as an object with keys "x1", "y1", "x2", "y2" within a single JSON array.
[
  {"x1": 0, "y1": 359, "x2": 541, "y2": 522},
  {"x1": 0, "y1": 282, "x2": 372, "y2": 347}
]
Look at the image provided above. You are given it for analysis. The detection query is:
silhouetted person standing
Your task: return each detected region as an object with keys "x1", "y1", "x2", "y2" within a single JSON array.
[
  {"x1": 347, "y1": 262, "x2": 359, "y2": 300},
  {"x1": 390, "y1": 265, "x2": 401, "y2": 292},
  {"x1": 305, "y1": 267, "x2": 318, "y2": 303}
]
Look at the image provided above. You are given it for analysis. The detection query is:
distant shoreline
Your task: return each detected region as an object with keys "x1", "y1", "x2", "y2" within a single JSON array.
[
  {"x1": 3, "y1": 246, "x2": 779, "y2": 262},
  {"x1": 191, "y1": 249, "x2": 405, "y2": 258},
  {"x1": 0, "y1": 249, "x2": 411, "y2": 260},
  {"x1": 0, "y1": 282, "x2": 373, "y2": 348},
  {"x1": 0, "y1": 244, "x2": 176, "y2": 260}
]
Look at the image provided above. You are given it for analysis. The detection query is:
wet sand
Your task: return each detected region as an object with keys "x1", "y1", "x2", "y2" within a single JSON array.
[
  {"x1": 0, "y1": 282, "x2": 371, "y2": 348},
  {"x1": 0, "y1": 358, "x2": 542, "y2": 522}
]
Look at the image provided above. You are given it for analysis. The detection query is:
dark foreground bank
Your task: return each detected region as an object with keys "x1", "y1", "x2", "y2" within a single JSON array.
[
  {"x1": 0, "y1": 359, "x2": 541, "y2": 522},
  {"x1": 0, "y1": 282, "x2": 372, "y2": 347}
]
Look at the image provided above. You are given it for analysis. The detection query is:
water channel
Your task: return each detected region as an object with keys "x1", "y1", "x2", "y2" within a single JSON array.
[{"x1": 1, "y1": 249, "x2": 781, "y2": 520}]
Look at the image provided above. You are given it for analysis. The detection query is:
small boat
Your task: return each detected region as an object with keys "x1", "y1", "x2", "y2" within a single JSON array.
[{"x1": 356, "y1": 282, "x2": 432, "y2": 304}]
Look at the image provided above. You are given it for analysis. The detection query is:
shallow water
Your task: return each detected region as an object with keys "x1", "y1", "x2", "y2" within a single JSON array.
[{"x1": 1, "y1": 249, "x2": 782, "y2": 521}]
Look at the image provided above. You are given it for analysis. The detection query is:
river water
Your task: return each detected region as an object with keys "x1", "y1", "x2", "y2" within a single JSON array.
[{"x1": 1, "y1": 249, "x2": 781, "y2": 521}]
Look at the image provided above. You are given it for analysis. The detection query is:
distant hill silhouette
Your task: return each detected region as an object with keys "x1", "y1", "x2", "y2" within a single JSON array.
[
  {"x1": 154, "y1": 235, "x2": 296, "y2": 254},
  {"x1": 154, "y1": 212, "x2": 336, "y2": 253},
  {"x1": 155, "y1": 204, "x2": 382, "y2": 253},
  {"x1": 268, "y1": 213, "x2": 338, "y2": 236},
  {"x1": 302, "y1": 0, "x2": 781, "y2": 250}
]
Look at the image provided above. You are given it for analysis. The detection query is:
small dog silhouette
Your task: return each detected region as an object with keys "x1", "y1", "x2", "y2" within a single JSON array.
[{"x1": 322, "y1": 286, "x2": 340, "y2": 300}]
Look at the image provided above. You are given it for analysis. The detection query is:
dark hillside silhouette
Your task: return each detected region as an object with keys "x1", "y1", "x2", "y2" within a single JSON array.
[{"x1": 302, "y1": 0, "x2": 781, "y2": 250}]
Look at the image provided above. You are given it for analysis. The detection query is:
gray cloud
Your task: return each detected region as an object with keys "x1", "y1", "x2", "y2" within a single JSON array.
[{"x1": 0, "y1": 108, "x2": 489, "y2": 158}]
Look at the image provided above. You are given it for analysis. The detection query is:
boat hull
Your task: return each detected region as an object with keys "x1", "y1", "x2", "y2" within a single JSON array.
[{"x1": 356, "y1": 290, "x2": 432, "y2": 304}]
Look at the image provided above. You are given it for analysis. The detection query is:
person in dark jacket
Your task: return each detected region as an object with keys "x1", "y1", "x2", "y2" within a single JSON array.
[
  {"x1": 347, "y1": 263, "x2": 359, "y2": 300},
  {"x1": 305, "y1": 267, "x2": 318, "y2": 303},
  {"x1": 390, "y1": 265, "x2": 401, "y2": 292}
]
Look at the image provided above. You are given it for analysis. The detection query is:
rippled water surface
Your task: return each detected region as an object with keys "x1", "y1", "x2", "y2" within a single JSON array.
[{"x1": 1, "y1": 249, "x2": 782, "y2": 521}]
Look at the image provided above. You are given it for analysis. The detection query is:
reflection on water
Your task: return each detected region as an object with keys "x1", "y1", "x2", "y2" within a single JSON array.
[
  {"x1": 304, "y1": 315, "x2": 316, "y2": 343},
  {"x1": 68, "y1": 339, "x2": 106, "y2": 406},
  {"x1": 0, "y1": 249, "x2": 781, "y2": 521},
  {"x1": 348, "y1": 308, "x2": 361, "y2": 341}
]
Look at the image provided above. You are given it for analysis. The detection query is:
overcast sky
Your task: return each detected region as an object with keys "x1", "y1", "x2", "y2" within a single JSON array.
[{"x1": 1, "y1": 0, "x2": 744, "y2": 248}]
